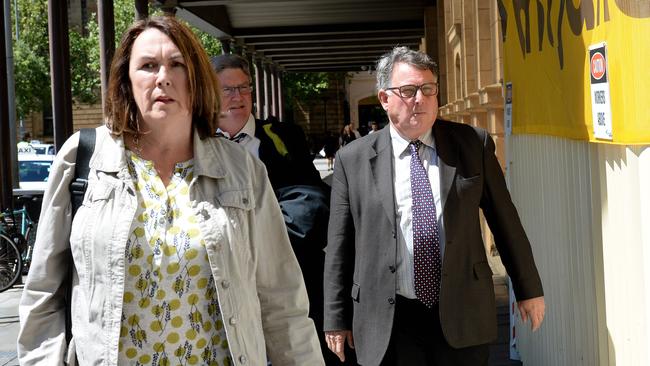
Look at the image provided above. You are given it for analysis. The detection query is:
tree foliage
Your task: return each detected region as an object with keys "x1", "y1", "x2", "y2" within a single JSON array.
[
  {"x1": 283, "y1": 72, "x2": 329, "y2": 101},
  {"x1": 282, "y1": 72, "x2": 347, "y2": 117},
  {"x1": 193, "y1": 32, "x2": 222, "y2": 57},
  {"x1": 283, "y1": 72, "x2": 332, "y2": 111},
  {"x1": 69, "y1": 17, "x2": 101, "y2": 104},
  {"x1": 11, "y1": 0, "x2": 50, "y2": 118},
  {"x1": 10, "y1": 0, "x2": 221, "y2": 119}
]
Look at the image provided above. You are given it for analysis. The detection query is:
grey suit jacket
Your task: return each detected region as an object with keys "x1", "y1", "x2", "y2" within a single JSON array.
[{"x1": 324, "y1": 120, "x2": 543, "y2": 365}]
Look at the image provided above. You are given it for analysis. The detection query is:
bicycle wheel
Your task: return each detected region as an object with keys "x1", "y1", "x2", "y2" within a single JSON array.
[
  {"x1": 0, "y1": 233, "x2": 23, "y2": 292},
  {"x1": 25, "y1": 222, "x2": 37, "y2": 248},
  {"x1": 23, "y1": 223, "x2": 37, "y2": 274}
]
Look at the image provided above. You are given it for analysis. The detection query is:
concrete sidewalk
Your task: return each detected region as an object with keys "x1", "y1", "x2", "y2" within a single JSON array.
[{"x1": 0, "y1": 282, "x2": 22, "y2": 366}]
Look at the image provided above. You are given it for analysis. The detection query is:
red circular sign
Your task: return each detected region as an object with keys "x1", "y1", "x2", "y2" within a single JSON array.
[{"x1": 591, "y1": 52, "x2": 606, "y2": 80}]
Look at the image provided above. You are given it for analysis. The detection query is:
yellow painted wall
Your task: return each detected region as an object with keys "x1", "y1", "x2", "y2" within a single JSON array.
[{"x1": 500, "y1": 0, "x2": 650, "y2": 143}]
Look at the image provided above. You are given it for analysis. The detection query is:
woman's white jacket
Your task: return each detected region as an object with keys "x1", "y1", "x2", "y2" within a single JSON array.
[{"x1": 17, "y1": 125, "x2": 324, "y2": 366}]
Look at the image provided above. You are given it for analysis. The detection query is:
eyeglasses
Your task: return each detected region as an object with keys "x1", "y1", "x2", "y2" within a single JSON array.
[
  {"x1": 385, "y1": 82, "x2": 438, "y2": 98},
  {"x1": 222, "y1": 84, "x2": 253, "y2": 97}
]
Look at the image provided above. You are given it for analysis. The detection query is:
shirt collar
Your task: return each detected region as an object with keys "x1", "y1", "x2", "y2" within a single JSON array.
[
  {"x1": 389, "y1": 123, "x2": 436, "y2": 157},
  {"x1": 240, "y1": 114, "x2": 257, "y2": 137},
  {"x1": 217, "y1": 114, "x2": 256, "y2": 139}
]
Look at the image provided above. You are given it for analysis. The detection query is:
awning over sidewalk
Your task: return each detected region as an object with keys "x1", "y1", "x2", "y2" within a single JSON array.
[{"x1": 167, "y1": 0, "x2": 429, "y2": 72}]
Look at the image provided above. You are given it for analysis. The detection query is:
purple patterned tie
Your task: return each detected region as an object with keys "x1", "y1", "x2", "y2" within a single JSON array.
[{"x1": 409, "y1": 140, "x2": 442, "y2": 307}]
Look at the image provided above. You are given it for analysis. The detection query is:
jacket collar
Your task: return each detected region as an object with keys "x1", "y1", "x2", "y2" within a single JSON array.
[
  {"x1": 88, "y1": 125, "x2": 227, "y2": 180},
  {"x1": 193, "y1": 129, "x2": 227, "y2": 179},
  {"x1": 370, "y1": 127, "x2": 396, "y2": 230},
  {"x1": 432, "y1": 120, "x2": 458, "y2": 214},
  {"x1": 88, "y1": 126, "x2": 127, "y2": 173}
]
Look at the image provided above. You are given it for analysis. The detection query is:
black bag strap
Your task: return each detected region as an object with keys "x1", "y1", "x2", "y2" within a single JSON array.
[
  {"x1": 65, "y1": 128, "x2": 95, "y2": 346},
  {"x1": 70, "y1": 128, "x2": 96, "y2": 216}
]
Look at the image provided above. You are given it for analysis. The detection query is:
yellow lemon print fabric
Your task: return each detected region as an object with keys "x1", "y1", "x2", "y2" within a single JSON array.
[{"x1": 119, "y1": 151, "x2": 232, "y2": 366}]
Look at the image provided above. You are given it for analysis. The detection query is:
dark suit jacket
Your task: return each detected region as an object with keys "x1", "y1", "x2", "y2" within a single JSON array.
[
  {"x1": 255, "y1": 118, "x2": 323, "y2": 190},
  {"x1": 324, "y1": 120, "x2": 543, "y2": 365}
]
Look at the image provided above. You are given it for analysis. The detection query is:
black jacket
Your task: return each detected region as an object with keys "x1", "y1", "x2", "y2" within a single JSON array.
[{"x1": 255, "y1": 118, "x2": 323, "y2": 189}]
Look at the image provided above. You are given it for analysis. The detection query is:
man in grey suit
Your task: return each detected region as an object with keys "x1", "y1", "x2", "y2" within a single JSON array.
[{"x1": 323, "y1": 46, "x2": 545, "y2": 365}]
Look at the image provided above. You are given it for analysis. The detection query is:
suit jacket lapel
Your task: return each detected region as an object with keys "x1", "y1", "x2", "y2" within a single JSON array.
[
  {"x1": 370, "y1": 128, "x2": 396, "y2": 230},
  {"x1": 433, "y1": 121, "x2": 457, "y2": 216}
]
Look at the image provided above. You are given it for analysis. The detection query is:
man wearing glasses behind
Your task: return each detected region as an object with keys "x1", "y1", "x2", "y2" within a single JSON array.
[
  {"x1": 324, "y1": 46, "x2": 545, "y2": 365},
  {"x1": 211, "y1": 54, "x2": 339, "y2": 364},
  {"x1": 211, "y1": 54, "x2": 325, "y2": 190}
]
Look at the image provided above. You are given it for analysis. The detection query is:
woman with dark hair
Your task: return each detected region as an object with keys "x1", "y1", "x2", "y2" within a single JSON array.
[
  {"x1": 339, "y1": 124, "x2": 357, "y2": 147},
  {"x1": 18, "y1": 16, "x2": 323, "y2": 366}
]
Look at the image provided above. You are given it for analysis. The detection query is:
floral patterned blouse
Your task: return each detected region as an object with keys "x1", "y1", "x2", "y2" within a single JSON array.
[{"x1": 118, "y1": 151, "x2": 232, "y2": 366}]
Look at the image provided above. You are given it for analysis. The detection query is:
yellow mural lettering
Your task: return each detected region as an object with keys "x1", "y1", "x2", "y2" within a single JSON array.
[{"x1": 501, "y1": 0, "x2": 650, "y2": 143}]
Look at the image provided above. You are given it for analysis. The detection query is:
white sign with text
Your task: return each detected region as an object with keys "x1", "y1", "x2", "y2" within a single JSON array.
[{"x1": 589, "y1": 42, "x2": 613, "y2": 140}]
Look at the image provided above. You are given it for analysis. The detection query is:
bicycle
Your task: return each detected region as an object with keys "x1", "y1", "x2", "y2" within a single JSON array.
[{"x1": 0, "y1": 195, "x2": 39, "y2": 292}]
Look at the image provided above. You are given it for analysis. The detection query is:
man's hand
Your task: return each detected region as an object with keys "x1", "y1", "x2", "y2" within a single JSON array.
[
  {"x1": 325, "y1": 330, "x2": 354, "y2": 362},
  {"x1": 517, "y1": 296, "x2": 545, "y2": 332}
]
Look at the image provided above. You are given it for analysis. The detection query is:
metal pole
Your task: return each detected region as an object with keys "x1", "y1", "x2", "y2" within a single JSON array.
[
  {"x1": 4, "y1": 0, "x2": 18, "y2": 187},
  {"x1": 270, "y1": 64, "x2": 277, "y2": 118},
  {"x1": 0, "y1": 1, "x2": 14, "y2": 209},
  {"x1": 322, "y1": 98, "x2": 328, "y2": 133},
  {"x1": 273, "y1": 66, "x2": 281, "y2": 118},
  {"x1": 248, "y1": 52, "x2": 257, "y2": 116},
  {"x1": 98, "y1": 0, "x2": 114, "y2": 112},
  {"x1": 13, "y1": 0, "x2": 18, "y2": 41},
  {"x1": 161, "y1": 6, "x2": 176, "y2": 16},
  {"x1": 278, "y1": 71, "x2": 284, "y2": 121},
  {"x1": 48, "y1": 0, "x2": 74, "y2": 151},
  {"x1": 263, "y1": 61, "x2": 271, "y2": 120},
  {"x1": 255, "y1": 57, "x2": 265, "y2": 120},
  {"x1": 220, "y1": 39, "x2": 230, "y2": 54},
  {"x1": 134, "y1": 0, "x2": 148, "y2": 20}
]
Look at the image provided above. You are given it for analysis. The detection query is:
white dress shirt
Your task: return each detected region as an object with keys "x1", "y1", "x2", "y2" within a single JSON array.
[
  {"x1": 390, "y1": 124, "x2": 446, "y2": 299},
  {"x1": 217, "y1": 114, "x2": 261, "y2": 158}
]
